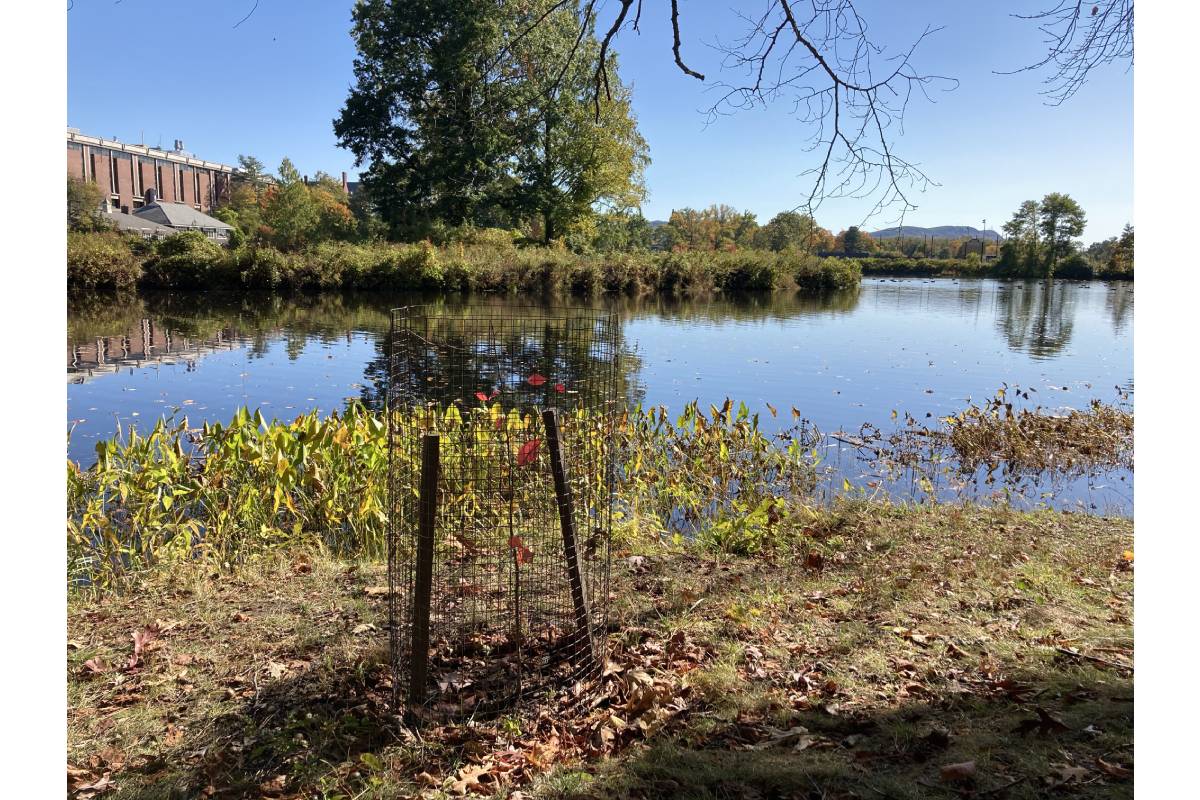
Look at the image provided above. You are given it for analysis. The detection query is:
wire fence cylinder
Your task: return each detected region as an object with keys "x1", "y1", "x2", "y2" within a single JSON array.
[{"x1": 386, "y1": 307, "x2": 620, "y2": 719}]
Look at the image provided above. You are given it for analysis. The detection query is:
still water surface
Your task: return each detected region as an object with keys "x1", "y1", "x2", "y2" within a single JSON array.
[{"x1": 67, "y1": 278, "x2": 1133, "y2": 511}]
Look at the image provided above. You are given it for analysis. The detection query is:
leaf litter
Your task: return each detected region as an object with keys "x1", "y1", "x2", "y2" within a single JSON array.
[{"x1": 67, "y1": 504, "x2": 1133, "y2": 798}]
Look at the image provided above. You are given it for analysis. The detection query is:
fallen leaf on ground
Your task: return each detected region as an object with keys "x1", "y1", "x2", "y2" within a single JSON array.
[
  {"x1": 449, "y1": 762, "x2": 491, "y2": 795},
  {"x1": 1096, "y1": 757, "x2": 1132, "y2": 778},
  {"x1": 258, "y1": 774, "x2": 288, "y2": 796},
  {"x1": 940, "y1": 760, "x2": 976, "y2": 782},
  {"x1": 127, "y1": 624, "x2": 160, "y2": 668},
  {"x1": 352, "y1": 623, "x2": 377, "y2": 634},
  {"x1": 1048, "y1": 763, "x2": 1090, "y2": 786},
  {"x1": 747, "y1": 726, "x2": 818, "y2": 751},
  {"x1": 82, "y1": 658, "x2": 108, "y2": 676},
  {"x1": 1013, "y1": 706, "x2": 1069, "y2": 735},
  {"x1": 68, "y1": 764, "x2": 115, "y2": 798}
]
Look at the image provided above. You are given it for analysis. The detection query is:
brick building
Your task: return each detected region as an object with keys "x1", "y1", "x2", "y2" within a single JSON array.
[{"x1": 67, "y1": 129, "x2": 234, "y2": 214}]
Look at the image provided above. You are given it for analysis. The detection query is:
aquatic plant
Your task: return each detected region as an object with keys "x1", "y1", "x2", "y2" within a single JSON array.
[{"x1": 67, "y1": 392, "x2": 1133, "y2": 590}]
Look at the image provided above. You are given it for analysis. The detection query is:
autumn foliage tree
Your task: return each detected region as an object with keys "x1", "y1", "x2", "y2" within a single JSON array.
[
  {"x1": 662, "y1": 205, "x2": 758, "y2": 251},
  {"x1": 216, "y1": 156, "x2": 357, "y2": 250}
]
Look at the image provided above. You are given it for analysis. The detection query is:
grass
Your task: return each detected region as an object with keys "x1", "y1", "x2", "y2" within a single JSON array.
[{"x1": 67, "y1": 501, "x2": 1133, "y2": 799}]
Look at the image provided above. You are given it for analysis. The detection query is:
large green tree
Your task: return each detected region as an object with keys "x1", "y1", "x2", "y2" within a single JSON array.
[
  {"x1": 1037, "y1": 192, "x2": 1087, "y2": 274},
  {"x1": 506, "y1": 2, "x2": 648, "y2": 243},
  {"x1": 334, "y1": 0, "x2": 516, "y2": 237},
  {"x1": 999, "y1": 194, "x2": 1088, "y2": 276},
  {"x1": 334, "y1": 0, "x2": 646, "y2": 242},
  {"x1": 262, "y1": 158, "x2": 320, "y2": 250},
  {"x1": 756, "y1": 211, "x2": 831, "y2": 253}
]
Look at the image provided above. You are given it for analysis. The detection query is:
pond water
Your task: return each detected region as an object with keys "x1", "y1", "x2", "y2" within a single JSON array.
[{"x1": 67, "y1": 278, "x2": 1133, "y2": 512}]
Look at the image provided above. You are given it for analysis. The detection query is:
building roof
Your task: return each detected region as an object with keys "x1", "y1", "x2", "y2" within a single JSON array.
[
  {"x1": 67, "y1": 129, "x2": 235, "y2": 174},
  {"x1": 101, "y1": 210, "x2": 174, "y2": 237},
  {"x1": 134, "y1": 201, "x2": 233, "y2": 231}
]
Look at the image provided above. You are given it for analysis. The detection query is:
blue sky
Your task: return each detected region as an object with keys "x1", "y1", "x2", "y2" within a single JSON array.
[{"x1": 67, "y1": 1, "x2": 1132, "y2": 239}]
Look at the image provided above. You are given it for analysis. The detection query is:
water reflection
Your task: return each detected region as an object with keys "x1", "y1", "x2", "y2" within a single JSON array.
[
  {"x1": 993, "y1": 280, "x2": 1077, "y2": 360},
  {"x1": 1106, "y1": 283, "x2": 1134, "y2": 335},
  {"x1": 67, "y1": 280, "x2": 1133, "y2": 514}
]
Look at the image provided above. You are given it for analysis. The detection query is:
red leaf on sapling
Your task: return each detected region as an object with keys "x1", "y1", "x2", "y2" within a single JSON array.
[
  {"x1": 495, "y1": 416, "x2": 505, "y2": 430},
  {"x1": 490, "y1": 389, "x2": 500, "y2": 399},
  {"x1": 554, "y1": 383, "x2": 565, "y2": 393},
  {"x1": 509, "y1": 536, "x2": 534, "y2": 564},
  {"x1": 475, "y1": 392, "x2": 489, "y2": 403},
  {"x1": 527, "y1": 373, "x2": 547, "y2": 387},
  {"x1": 517, "y1": 438, "x2": 541, "y2": 467}
]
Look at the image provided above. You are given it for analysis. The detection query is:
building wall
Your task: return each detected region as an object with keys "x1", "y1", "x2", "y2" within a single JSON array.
[{"x1": 67, "y1": 133, "x2": 234, "y2": 214}]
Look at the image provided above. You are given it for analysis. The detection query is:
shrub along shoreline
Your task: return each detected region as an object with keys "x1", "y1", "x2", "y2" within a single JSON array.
[{"x1": 68, "y1": 231, "x2": 863, "y2": 296}]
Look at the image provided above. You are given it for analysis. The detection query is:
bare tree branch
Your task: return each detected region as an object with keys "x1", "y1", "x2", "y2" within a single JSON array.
[
  {"x1": 1000, "y1": 1, "x2": 1133, "y2": 105},
  {"x1": 701, "y1": 0, "x2": 956, "y2": 220},
  {"x1": 233, "y1": 0, "x2": 260, "y2": 30},
  {"x1": 539, "y1": 0, "x2": 955, "y2": 221},
  {"x1": 594, "y1": 0, "x2": 636, "y2": 118},
  {"x1": 671, "y1": 0, "x2": 704, "y2": 80}
]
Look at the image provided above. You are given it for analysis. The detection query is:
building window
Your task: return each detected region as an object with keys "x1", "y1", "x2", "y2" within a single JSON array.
[
  {"x1": 157, "y1": 165, "x2": 164, "y2": 197},
  {"x1": 89, "y1": 153, "x2": 97, "y2": 184},
  {"x1": 178, "y1": 167, "x2": 186, "y2": 201},
  {"x1": 132, "y1": 158, "x2": 141, "y2": 196},
  {"x1": 194, "y1": 172, "x2": 201, "y2": 207},
  {"x1": 110, "y1": 154, "x2": 119, "y2": 195}
]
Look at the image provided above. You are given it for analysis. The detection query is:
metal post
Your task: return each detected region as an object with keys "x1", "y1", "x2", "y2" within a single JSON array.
[
  {"x1": 409, "y1": 433, "x2": 439, "y2": 706},
  {"x1": 541, "y1": 408, "x2": 592, "y2": 654}
]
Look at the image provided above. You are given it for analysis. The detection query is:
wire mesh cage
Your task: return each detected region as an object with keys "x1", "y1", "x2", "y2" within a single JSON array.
[{"x1": 386, "y1": 306, "x2": 620, "y2": 719}]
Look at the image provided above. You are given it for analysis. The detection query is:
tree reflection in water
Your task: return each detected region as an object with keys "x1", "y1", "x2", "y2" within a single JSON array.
[{"x1": 994, "y1": 280, "x2": 1078, "y2": 359}]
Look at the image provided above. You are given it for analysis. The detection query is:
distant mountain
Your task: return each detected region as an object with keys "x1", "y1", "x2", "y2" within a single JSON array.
[
  {"x1": 647, "y1": 219, "x2": 668, "y2": 229},
  {"x1": 870, "y1": 225, "x2": 1001, "y2": 241}
]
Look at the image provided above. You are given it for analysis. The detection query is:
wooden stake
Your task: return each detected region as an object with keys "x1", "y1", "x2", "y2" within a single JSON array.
[
  {"x1": 541, "y1": 408, "x2": 592, "y2": 654},
  {"x1": 410, "y1": 433, "x2": 438, "y2": 706}
]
